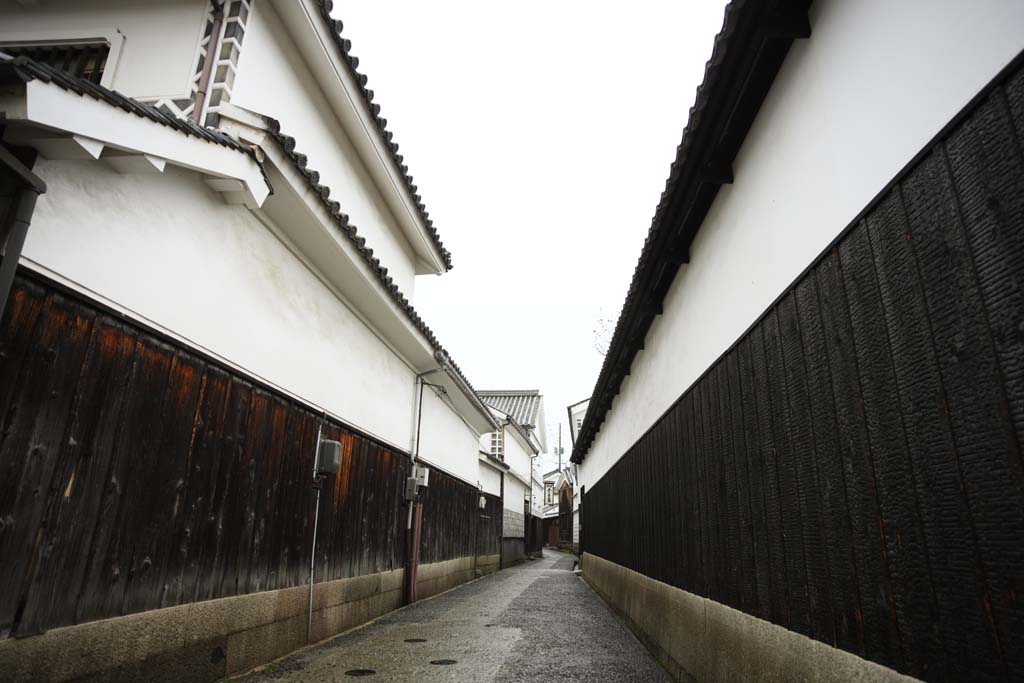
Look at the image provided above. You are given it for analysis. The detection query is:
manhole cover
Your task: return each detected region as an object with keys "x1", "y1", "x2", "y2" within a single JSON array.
[
  {"x1": 404, "y1": 638, "x2": 427, "y2": 643},
  {"x1": 344, "y1": 669, "x2": 376, "y2": 677},
  {"x1": 430, "y1": 659, "x2": 457, "y2": 666}
]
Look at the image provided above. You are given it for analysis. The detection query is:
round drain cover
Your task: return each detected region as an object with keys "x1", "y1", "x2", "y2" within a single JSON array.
[
  {"x1": 404, "y1": 638, "x2": 427, "y2": 643},
  {"x1": 430, "y1": 659, "x2": 457, "y2": 666},
  {"x1": 344, "y1": 669, "x2": 376, "y2": 677}
]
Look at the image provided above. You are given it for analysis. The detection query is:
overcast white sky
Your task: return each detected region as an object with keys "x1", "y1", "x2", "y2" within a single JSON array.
[{"x1": 337, "y1": 2, "x2": 727, "y2": 474}]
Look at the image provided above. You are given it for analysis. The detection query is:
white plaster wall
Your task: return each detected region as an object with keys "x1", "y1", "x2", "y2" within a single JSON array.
[
  {"x1": 0, "y1": 0, "x2": 207, "y2": 99},
  {"x1": 21, "y1": 160, "x2": 482, "y2": 483},
  {"x1": 230, "y1": 1, "x2": 417, "y2": 294},
  {"x1": 478, "y1": 461, "x2": 502, "y2": 497},
  {"x1": 580, "y1": 0, "x2": 1024, "y2": 491},
  {"x1": 503, "y1": 475, "x2": 528, "y2": 515},
  {"x1": 503, "y1": 431, "x2": 533, "y2": 489},
  {"x1": 573, "y1": 510, "x2": 580, "y2": 546},
  {"x1": 415, "y1": 386, "x2": 482, "y2": 486}
]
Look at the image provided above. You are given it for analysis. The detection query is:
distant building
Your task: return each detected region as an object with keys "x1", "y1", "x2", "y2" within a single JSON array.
[
  {"x1": 478, "y1": 389, "x2": 548, "y2": 454},
  {"x1": 478, "y1": 404, "x2": 538, "y2": 566},
  {"x1": 567, "y1": 397, "x2": 590, "y2": 446}
]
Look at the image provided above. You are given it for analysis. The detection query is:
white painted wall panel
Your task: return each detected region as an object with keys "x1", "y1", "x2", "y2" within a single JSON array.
[
  {"x1": 231, "y1": 2, "x2": 417, "y2": 293},
  {"x1": 21, "y1": 160, "x2": 480, "y2": 483},
  {"x1": 478, "y1": 460, "x2": 502, "y2": 497},
  {"x1": 0, "y1": 0, "x2": 207, "y2": 99},
  {"x1": 581, "y1": 0, "x2": 1024, "y2": 491},
  {"x1": 503, "y1": 476, "x2": 527, "y2": 515}
]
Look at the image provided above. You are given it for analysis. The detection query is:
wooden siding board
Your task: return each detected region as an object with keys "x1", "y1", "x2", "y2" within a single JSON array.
[
  {"x1": 795, "y1": 275, "x2": 860, "y2": 652},
  {"x1": 816, "y1": 252, "x2": 896, "y2": 665},
  {"x1": 763, "y1": 307, "x2": 811, "y2": 636},
  {"x1": 841, "y1": 222, "x2": 933, "y2": 674},
  {"x1": 15, "y1": 319, "x2": 135, "y2": 635},
  {"x1": 0, "y1": 293, "x2": 93, "y2": 634},
  {"x1": 735, "y1": 336, "x2": 773, "y2": 622},
  {"x1": 182, "y1": 367, "x2": 234, "y2": 604},
  {"x1": 877, "y1": 162, "x2": 1000, "y2": 680},
  {"x1": 582, "y1": 53, "x2": 1024, "y2": 683},
  {"x1": 941, "y1": 93, "x2": 1024, "y2": 678},
  {"x1": 725, "y1": 353, "x2": 758, "y2": 617},
  {"x1": 747, "y1": 324, "x2": 789, "y2": 627}
]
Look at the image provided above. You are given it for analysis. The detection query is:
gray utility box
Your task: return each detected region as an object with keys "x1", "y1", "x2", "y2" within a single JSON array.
[{"x1": 316, "y1": 440, "x2": 342, "y2": 477}]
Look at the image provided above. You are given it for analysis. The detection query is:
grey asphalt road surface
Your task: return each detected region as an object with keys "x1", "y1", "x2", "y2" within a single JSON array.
[{"x1": 232, "y1": 550, "x2": 671, "y2": 682}]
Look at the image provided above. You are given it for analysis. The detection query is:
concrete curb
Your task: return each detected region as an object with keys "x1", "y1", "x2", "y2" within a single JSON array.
[
  {"x1": 580, "y1": 553, "x2": 921, "y2": 683},
  {"x1": 0, "y1": 555, "x2": 501, "y2": 683}
]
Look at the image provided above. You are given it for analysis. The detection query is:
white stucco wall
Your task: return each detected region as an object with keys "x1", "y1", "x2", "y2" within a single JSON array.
[
  {"x1": 503, "y1": 475, "x2": 528, "y2": 515},
  {"x1": 503, "y1": 430, "x2": 533, "y2": 489},
  {"x1": 580, "y1": 0, "x2": 1024, "y2": 490},
  {"x1": 415, "y1": 386, "x2": 482, "y2": 486},
  {"x1": 478, "y1": 459, "x2": 502, "y2": 497},
  {"x1": 230, "y1": 1, "x2": 418, "y2": 294},
  {"x1": 0, "y1": 0, "x2": 207, "y2": 99},
  {"x1": 21, "y1": 159, "x2": 481, "y2": 483}
]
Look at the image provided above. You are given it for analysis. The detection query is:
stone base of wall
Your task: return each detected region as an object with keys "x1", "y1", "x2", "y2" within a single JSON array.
[
  {"x1": 501, "y1": 538, "x2": 526, "y2": 567},
  {"x1": 0, "y1": 557, "x2": 487, "y2": 682},
  {"x1": 581, "y1": 553, "x2": 920, "y2": 683},
  {"x1": 476, "y1": 553, "x2": 501, "y2": 576}
]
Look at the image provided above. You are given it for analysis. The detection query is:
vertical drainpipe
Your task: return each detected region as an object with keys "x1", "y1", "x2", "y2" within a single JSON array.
[{"x1": 405, "y1": 351, "x2": 449, "y2": 605}]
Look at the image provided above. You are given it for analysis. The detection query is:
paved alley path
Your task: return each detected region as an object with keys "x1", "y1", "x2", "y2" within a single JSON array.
[{"x1": 233, "y1": 550, "x2": 671, "y2": 682}]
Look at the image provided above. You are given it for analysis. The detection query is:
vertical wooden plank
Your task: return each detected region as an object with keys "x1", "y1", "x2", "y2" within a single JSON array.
[
  {"x1": 777, "y1": 293, "x2": 835, "y2": 643},
  {"x1": 748, "y1": 323, "x2": 790, "y2": 628},
  {"x1": 763, "y1": 308, "x2": 811, "y2": 636},
  {"x1": 795, "y1": 276, "x2": 861, "y2": 653},
  {"x1": 180, "y1": 368, "x2": 234, "y2": 604},
  {"x1": 715, "y1": 361, "x2": 744, "y2": 611},
  {"x1": 725, "y1": 353, "x2": 759, "y2": 616},
  {"x1": 15, "y1": 318, "x2": 137, "y2": 634},
  {"x1": 840, "y1": 223, "x2": 931, "y2": 675},
  {"x1": 77, "y1": 337, "x2": 174, "y2": 622},
  {"x1": 210, "y1": 380, "x2": 253, "y2": 600},
  {"x1": 0, "y1": 292, "x2": 94, "y2": 634},
  {"x1": 736, "y1": 336, "x2": 774, "y2": 622},
  {"x1": 873, "y1": 160, "x2": 1001, "y2": 679},
  {"x1": 120, "y1": 351, "x2": 205, "y2": 616},
  {"x1": 817, "y1": 251, "x2": 899, "y2": 666},
  {"x1": 943, "y1": 88, "x2": 1024, "y2": 679}
]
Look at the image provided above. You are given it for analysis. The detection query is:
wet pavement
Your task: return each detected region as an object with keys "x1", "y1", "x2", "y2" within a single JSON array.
[{"x1": 232, "y1": 550, "x2": 671, "y2": 682}]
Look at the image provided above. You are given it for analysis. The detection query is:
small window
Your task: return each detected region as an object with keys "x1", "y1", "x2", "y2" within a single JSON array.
[
  {"x1": 489, "y1": 431, "x2": 504, "y2": 460},
  {"x1": 1, "y1": 42, "x2": 110, "y2": 84}
]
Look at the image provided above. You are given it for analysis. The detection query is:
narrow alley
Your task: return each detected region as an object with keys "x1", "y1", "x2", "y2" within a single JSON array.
[{"x1": 233, "y1": 551, "x2": 670, "y2": 683}]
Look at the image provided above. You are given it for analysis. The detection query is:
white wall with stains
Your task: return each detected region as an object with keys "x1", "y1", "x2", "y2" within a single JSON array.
[
  {"x1": 579, "y1": 0, "x2": 1024, "y2": 491},
  {"x1": 20, "y1": 158, "x2": 482, "y2": 484}
]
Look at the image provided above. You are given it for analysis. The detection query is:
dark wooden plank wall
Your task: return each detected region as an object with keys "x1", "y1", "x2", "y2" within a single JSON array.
[
  {"x1": 0, "y1": 273, "x2": 488, "y2": 637},
  {"x1": 582, "y1": 59, "x2": 1024, "y2": 681}
]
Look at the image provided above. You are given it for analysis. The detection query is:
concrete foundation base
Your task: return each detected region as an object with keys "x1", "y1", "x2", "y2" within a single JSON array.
[
  {"x1": 0, "y1": 557, "x2": 487, "y2": 682},
  {"x1": 501, "y1": 538, "x2": 526, "y2": 567},
  {"x1": 581, "y1": 553, "x2": 920, "y2": 683}
]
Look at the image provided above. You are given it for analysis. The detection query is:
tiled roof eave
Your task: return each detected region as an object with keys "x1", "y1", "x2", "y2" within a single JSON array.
[
  {"x1": 314, "y1": 1, "x2": 452, "y2": 270},
  {"x1": 571, "y1": 0, "x2": 813, "y2": 464},
  {"x1": 264, "y1": 118, "x2": 491, "y2": 424}
]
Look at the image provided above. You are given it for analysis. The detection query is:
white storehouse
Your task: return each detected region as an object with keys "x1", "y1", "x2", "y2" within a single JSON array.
[
  {"x1": 0, "y1": 0, "x2": 495, "y2": 481},
  {"x1": 573, "y1": 1, "x2": 1024, "y2": 681},
  {"x1": 479, "y1": 402, "x2": 538, "y2": 565},
  {"x1": 0, "y1": 1, "x2": 499, "y2": 680}
]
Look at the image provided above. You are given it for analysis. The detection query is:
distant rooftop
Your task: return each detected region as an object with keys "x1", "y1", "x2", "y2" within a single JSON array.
[{"x1": 478, "y1": 390, "x2": 543, "y2": 430}]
